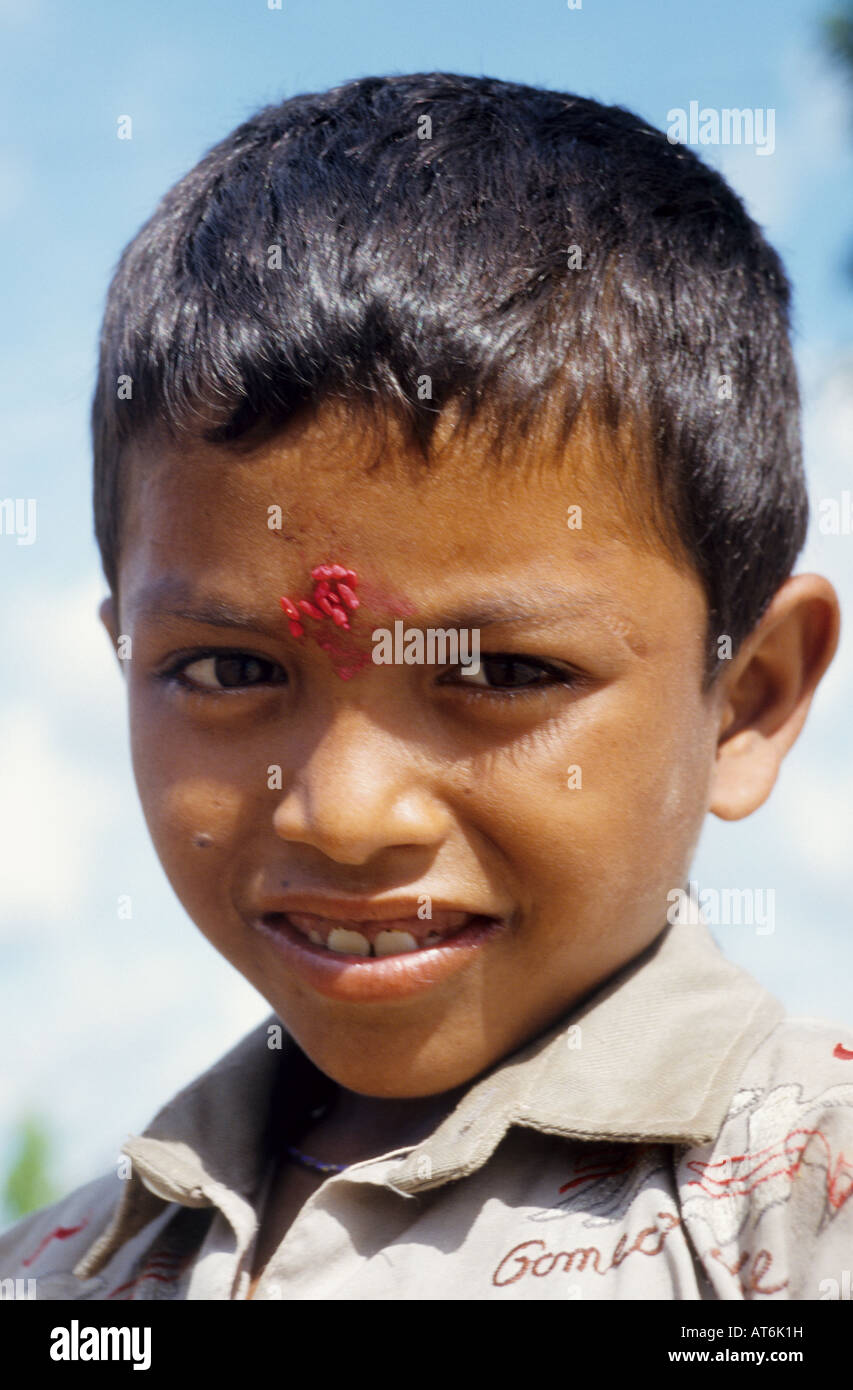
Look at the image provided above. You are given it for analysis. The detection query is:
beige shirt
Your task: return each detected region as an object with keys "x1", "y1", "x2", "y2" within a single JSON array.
[{"x1": 3, "y1": 916, "x2": 853, "y2": 1301}]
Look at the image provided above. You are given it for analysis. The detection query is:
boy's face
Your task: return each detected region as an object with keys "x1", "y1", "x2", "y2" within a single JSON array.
[{"x1": 105, "y1": 403, "x2": 721, "y2": 1099}]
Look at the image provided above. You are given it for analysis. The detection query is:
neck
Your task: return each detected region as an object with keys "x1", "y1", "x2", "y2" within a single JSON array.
[
  {"x1": 289, "y1": 1082, "x2": 469, "y2": 1170},
  {"x1": 266, "y1": 1042, "x2": 469, "y2": 1169}
]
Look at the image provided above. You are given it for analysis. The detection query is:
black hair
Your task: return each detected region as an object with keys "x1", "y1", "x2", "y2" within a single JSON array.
[{"x1": 91, "y1": 71, "x2": 808, "y2": 681}]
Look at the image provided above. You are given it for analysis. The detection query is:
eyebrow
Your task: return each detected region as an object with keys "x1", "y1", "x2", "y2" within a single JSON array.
[
  {"x1": 130, "y1": 583, "x2": 284, "y2": 637},
  {"x1": 129, "y1": 579, "x2": 644, "y2": 650},
  {"x1": 444, "y1": 592, "x2": 646, "y2": 654}
]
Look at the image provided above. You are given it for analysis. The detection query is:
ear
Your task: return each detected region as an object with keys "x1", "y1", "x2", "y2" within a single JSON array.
[
  {"x1": 98, "y1": 594, "x2": 125, "y2": 672},
  {"x1": 709, "y1": 574, "x2": 840, "y2": 821}
]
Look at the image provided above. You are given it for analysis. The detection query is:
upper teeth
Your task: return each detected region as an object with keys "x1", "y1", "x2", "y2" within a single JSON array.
[
  {"x1": 309, "y1": 927, "x2": 444, "y2": 957},
  {"x1": 374, "y1": 929, "x2": 420, "y2": 956},
  {"x1": 327, "y1": 927, "x2": 372, "y2": 956}
]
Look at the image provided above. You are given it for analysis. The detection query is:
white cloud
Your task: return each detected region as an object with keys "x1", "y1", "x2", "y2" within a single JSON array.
[
  {"x1": 774, "y1": 758, "x2": 853, "y2": 888},
  {"x1": 802, "y1": 356, "x2": 853, "y2": 499},
  {"x1": 797, "y1": 355, "x2": 853, "y2": 724},
  {"x1": 0, "y1": 703, "x2": 122, "y2": 932},
  {"x1": 712, "y1": 45, "x2": 852, "y2": 232},
  {"x1": 0, "y1": 572, "x2": 124, "y2": 936},
  {"x1": 1, "y1": 570, "x2": 117, "y2": 702}
]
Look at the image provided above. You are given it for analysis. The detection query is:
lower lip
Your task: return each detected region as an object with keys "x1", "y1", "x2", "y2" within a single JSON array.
[{"x1": 250, "y1": 913, "x2": 507, "y2": 1002}]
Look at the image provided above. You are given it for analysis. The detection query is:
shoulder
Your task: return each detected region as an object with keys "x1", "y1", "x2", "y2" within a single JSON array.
[
  {"x1": 677, "y1": 1015, "x2": 853, "y2": 1299},
  {"x1": 0, "y1": 1170, "x2": 124, "y2": 1299},
  {"x1": 736, "y1": 1014, "x2": 853, "y2": 1088},
  {"x1": 700, "y1": 1013, "x2": 853, "y2": 1153}
]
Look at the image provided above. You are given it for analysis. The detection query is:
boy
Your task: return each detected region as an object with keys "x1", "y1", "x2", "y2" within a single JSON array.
[{"x1": 1, "y1": 71, "x2": 849, "y2": 1301}]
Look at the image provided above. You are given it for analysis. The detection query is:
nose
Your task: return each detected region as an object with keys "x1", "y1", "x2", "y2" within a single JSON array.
[{"x1": 271, "y1": 711, "x2": 450, "y2": 865}]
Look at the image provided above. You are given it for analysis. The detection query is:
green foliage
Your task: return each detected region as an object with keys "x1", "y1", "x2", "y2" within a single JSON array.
[
  {"x1": 823, "y1": 6, "x2": 853, "y2": 76},
  {"x1": 2, "y1": 1114, "x2": 59, "y2": 1223}
]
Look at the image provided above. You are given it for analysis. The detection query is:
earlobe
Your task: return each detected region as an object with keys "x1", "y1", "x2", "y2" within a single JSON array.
[
  {"x1": 709, "y1": 729, "x2": 780, "y2": 820},
  {"x1": 708, "y1": 574, "x2": 840, "y2": 822},
  {"x1": 98, "y1": 595, "x2": 122, "y2": 664}
]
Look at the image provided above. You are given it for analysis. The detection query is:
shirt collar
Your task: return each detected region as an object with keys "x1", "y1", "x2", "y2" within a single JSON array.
[{"x1": 74, "y1": 915, "x2": 782, "y2": 1277}]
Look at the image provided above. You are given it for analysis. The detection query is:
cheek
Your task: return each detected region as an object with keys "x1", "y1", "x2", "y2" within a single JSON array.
[
  {"x1": 128, "y1": 701, "x2": 250, "y2": 902},
  {"x1": 462, "y1": 683, "x2": 710, "y2": 906},
  {"x1": 586, "y1": 686, "x2": 714, "y2": 905}
]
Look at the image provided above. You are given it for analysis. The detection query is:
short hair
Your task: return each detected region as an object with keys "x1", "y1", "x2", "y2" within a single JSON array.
[{"x1": 91, "y1": 71, "x2": 807, "y2": 681}]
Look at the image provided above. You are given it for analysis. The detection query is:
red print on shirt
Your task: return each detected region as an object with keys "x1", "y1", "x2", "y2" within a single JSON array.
[
  {"x1": 557, "y1": 1152, "x2": 638, "y2": 1195},
  {"x1": 107, "y1": 1249, "x2": 195, "y2": 1301},
  {"x1": 709, "y1": 1247, "x2": 788, "y2": 1296},
  {"x1": 686, "y1": 1126, "x2": 853, "y2": 1217},
  {"x1": 22, "y1": 1220, "x2": 89, "y2": 1267},
  {"x1": 491, "y1": 1210, "x2": 682, "y2": 1287}
]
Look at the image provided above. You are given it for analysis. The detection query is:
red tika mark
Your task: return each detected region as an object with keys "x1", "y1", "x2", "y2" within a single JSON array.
[
  {"x1": 686, "y1": 1126, "x2": 853, "y2": 1214},
  {"x1": 22, "y1": 1220, "x2": 89, "y2": 1267},
  {"x1": 833, "y1": 1043, "x2": 853, "y2": 1060},
  {"x1": 280, "y1": 563, "x2": 366, "y2": 678},
  {"x1": 315, "y1": 636, "x2": 372, "y2": 681}
]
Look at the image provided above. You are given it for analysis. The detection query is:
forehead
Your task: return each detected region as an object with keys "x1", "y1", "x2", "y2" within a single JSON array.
[{"x1": 118, "y1": 402, "x2": 706, "y2": 653}]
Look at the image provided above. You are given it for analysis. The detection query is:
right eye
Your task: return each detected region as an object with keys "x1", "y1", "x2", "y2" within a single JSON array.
[{"x1": 163, "y1": 651, "x2": 288, "y2": 692}]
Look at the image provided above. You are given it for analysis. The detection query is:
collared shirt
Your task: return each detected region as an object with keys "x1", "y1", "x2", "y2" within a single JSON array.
[{"x1": 3, "y1": 916, "x2": 853, "y2": 1301}]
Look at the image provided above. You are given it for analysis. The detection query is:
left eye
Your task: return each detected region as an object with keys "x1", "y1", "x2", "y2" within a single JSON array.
[
  {"x1": 177, "y1": 654, "x2": 284, "y2": 690},
  {"x1": 449, "y1": 656, "x2": 567, "y2": 689}
]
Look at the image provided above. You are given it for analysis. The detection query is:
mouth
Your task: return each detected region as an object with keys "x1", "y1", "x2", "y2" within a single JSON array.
[
  {"x1": 249, "y1": 903, "x2": 508, "y2": 1002},
  {"x1": 265, "y1": 908, "x2": 475, "y2": 958}
]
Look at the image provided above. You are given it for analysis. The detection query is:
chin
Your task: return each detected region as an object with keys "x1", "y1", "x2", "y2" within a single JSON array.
[
  {"x1": 284, "y1": 1026, "x2": 468, "y2": 1099},
  {"x1": 318, "y1": 1054, "x2": 463, "y2": 1099}
]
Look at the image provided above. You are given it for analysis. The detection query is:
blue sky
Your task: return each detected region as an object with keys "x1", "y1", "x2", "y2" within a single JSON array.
[{"x1": 2, "y1": 0, "x2": 852, "y2": 1211}]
